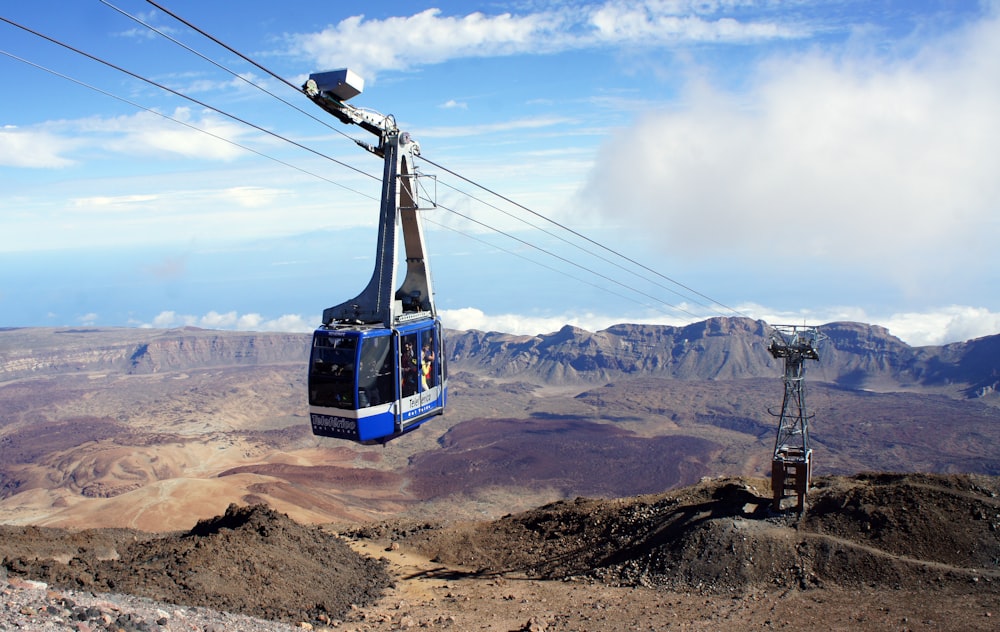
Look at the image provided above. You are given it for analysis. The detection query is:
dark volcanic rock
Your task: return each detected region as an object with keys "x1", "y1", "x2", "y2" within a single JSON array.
[
  {"x1": 402, "y1": 473, "x2": 1000, "y2": 593},
  {"x1": 1, "y1": 504, "x2": 391, "y2": 625}
]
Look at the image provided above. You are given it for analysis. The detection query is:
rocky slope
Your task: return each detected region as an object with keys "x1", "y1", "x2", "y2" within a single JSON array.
[
  {"x1": 2, "y1": 473, "x2": 997, "y2": 631},
  {"x1": 398, "y1": 472, "x2": 1000, "y2": 592}
]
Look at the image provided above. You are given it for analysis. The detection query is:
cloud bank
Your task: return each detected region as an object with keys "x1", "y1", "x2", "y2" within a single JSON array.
[
  {"x1": 139, "y1": 310, "x2": 315, "y2": 333},
  {"x1": 127, "y1": 303, "x2": 1000, "y2": 347},
  {"x1": 581, "y1": 10, "x2": 1000, "y2": 283}
]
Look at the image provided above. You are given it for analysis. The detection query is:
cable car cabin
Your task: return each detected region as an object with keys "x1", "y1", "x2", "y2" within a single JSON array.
[{"x1": 308, "y1": 318, "x2": 447, "y2": 444}]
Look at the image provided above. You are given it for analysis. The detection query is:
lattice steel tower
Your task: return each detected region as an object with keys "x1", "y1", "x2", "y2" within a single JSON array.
[{"x1": 767, "y1": 324, "x2": 822, "y2": 512}]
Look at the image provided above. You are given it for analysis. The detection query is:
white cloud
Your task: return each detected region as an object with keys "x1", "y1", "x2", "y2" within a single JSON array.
[
  {"x1": 96, "y1": 108, "x2": 249, "y2": 160},
  {"x1": 289, "y1": 2, "x2": 804, "y2": 80},
  {"x1": 441, "y1": 304, "x2": 1000, "y2": 346},
  {"x1": 0, "y1": 127, "x2": 76, "y2": 168},
  {"x1": 114, "y1": 10, "x2": 173, "y2": 40},
  {"x1": 65, "y1": 186, "x2": 285, "y2": 218},
  {"x1": 881, "y1": 306, "x2": 1000, "y2": 347},
  {"x1": 8, "y1": 109, "x2": 252, "y2": 167},
  {"x1": 71, "y1": 194, "x2": 159, "y2": 212},
  {"x1": 416, "y1": 115, "x2": 576, "y2": 139},
  {"x1": 151, "y1": 311, "x2": 180, "y2": 328},
  {"x1": 581, "y1": 10, "x2": 1000, "y2": 286},
  {"x1": 143, "y1": 310, "x2": 314, "y2": 333},
  {"x1": 718, "y1": 303, "x2": 1000, "y2": 346},
  {"x1": 135, "y1": 302, "x2": 999, "y2": 346},
  {"x1": 216, "y1": 186, "x2": 286, "y2": 208},
  {"x1": 589, "y1": 3, "x2": 804, "y2": 43},
  {"x1": 439, "y1": 306, "x2": 689, "y2": 336},
  {"x1": 292, "y1": 9, "x2": 561, "y2": 78},
  {"x1": 174, "y1": 71, "x2": 270, "y2": 96}
]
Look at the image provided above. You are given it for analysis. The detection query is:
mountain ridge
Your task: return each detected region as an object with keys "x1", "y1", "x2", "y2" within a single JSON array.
[
  {"x1": 448, "y1": 317, "x2": 1000, "y2": 398},
  {"x1": 2, "y1": 318, "x2": 997, "y2": 400}
]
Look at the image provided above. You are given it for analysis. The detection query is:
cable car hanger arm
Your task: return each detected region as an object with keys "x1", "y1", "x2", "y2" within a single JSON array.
[{"x1": 302, "y1": 69, "x2": 406, "y2": 152}]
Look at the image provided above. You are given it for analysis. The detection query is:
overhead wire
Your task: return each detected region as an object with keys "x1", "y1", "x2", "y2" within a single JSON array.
[
  {"x1": 421, "y1": 155, "x2": 746, "y2": 317},
  {"x1": 432, "y1": 199, "x2": 700, "y2": 317},
  {"x1": 0, "y1": 48, "x2": 379, "y2": 203},
  {"x1": 423, "y1": 215, "x2": 662, "y2": 311},
  {"x1": 0, "y1": 6, "x2": 738, "y2": 322},
  {"x1": 430, "y1": 173, "x2": 713, "y2": 311},
  {"x1": 142, "y1": 0, "x2": 300, "y2": 93},
  {"x1": 0, "y1": 14, "x2": 376, "y2": 183},
  {"x1": 100, "y1": 0, "x2": 359, "y2": 145}
]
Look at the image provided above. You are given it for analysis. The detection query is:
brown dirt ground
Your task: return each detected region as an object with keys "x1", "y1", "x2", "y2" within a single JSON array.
[{"x1": 2, "y1": 473, "x2": 999, "y2": 631}]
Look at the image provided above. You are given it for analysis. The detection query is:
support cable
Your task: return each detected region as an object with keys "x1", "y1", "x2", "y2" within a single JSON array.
[
  {"x1": 1, "y1": 29, "x2": 692, "y2": 317},
  {"x1": 421, "y1": 155, "x2": 746, "y2": 318},
  {"x1": 0, "y1": 49, "x2": 377, "y2": 203},
  {"x1": 432, "y1": 201, "x2": 700, "y2": 318},
  {"x1": 424, "y1": 215, "x2": 660, "y2": 311},
  {"x1": 430, "y1": 175, "x2": 716, "y2": 312},
  {"x1": 0, "y1": 14, "x2": 375, "y2": 182},
  {"x1": 103, "y1": 0, "x2": 358, "y2": 144}
]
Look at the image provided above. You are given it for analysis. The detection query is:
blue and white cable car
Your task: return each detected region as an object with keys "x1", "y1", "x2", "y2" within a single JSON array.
[
  {"x1": 309, "y1": 319, "x2": 446, "y2": 442},
  {"x1": 302, "y1": 69, "x2": 447, "y2": 444}
]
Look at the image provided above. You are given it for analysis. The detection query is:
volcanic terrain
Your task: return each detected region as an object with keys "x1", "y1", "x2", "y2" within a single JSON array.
[{"x1": 0, "y1": 322, "x2": 998, "y2": 629}]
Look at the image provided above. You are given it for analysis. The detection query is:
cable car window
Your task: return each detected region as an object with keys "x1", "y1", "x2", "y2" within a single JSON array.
[
  {"x1": 434, "y1": 328, "x2": 448, "y2": 384},
  {"x1": 357, "y1": 335, "x2": 394, "y2": 408},
  {"x1": 439, "y1": 326, "x2": 448, "y2": 384},
  {"x1": 309, "y1": 335, "x2": 356, "y2": 409},
  {"x1": 420, "y1": 330, "x2": 437, "y2": 390},
  {"x1": 400, "y1": 333, "x2": 419, "y2": 398}
]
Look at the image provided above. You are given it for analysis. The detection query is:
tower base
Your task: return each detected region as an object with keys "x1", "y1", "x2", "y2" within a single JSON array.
[{"x1": 771, "y1": 450, "x2": 812, "y2": 513}]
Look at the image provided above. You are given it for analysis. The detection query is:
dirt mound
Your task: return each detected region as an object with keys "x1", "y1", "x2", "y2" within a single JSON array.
[
  {"x1": 395, "y1": 473, "x2": 1000, "y2": 593},
  {"x1": 1, "y1": 504, "x2": 391, "y2": 625}
]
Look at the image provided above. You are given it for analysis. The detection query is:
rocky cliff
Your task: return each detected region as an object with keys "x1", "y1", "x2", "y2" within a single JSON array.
[
  {"x1": 0, "y1": 327, "x2": 309, "y2": 380},
  {"x1": 447, "y1": 317, "x2": 1000, "y2": 398},
  {"x1": 446, "y1": 317, "x2": 775, "y2": 384}
]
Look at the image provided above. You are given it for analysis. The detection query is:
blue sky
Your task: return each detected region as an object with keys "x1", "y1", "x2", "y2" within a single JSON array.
[{"x1": 1, "y1": 0, "x2": 998, "y2": 346}]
